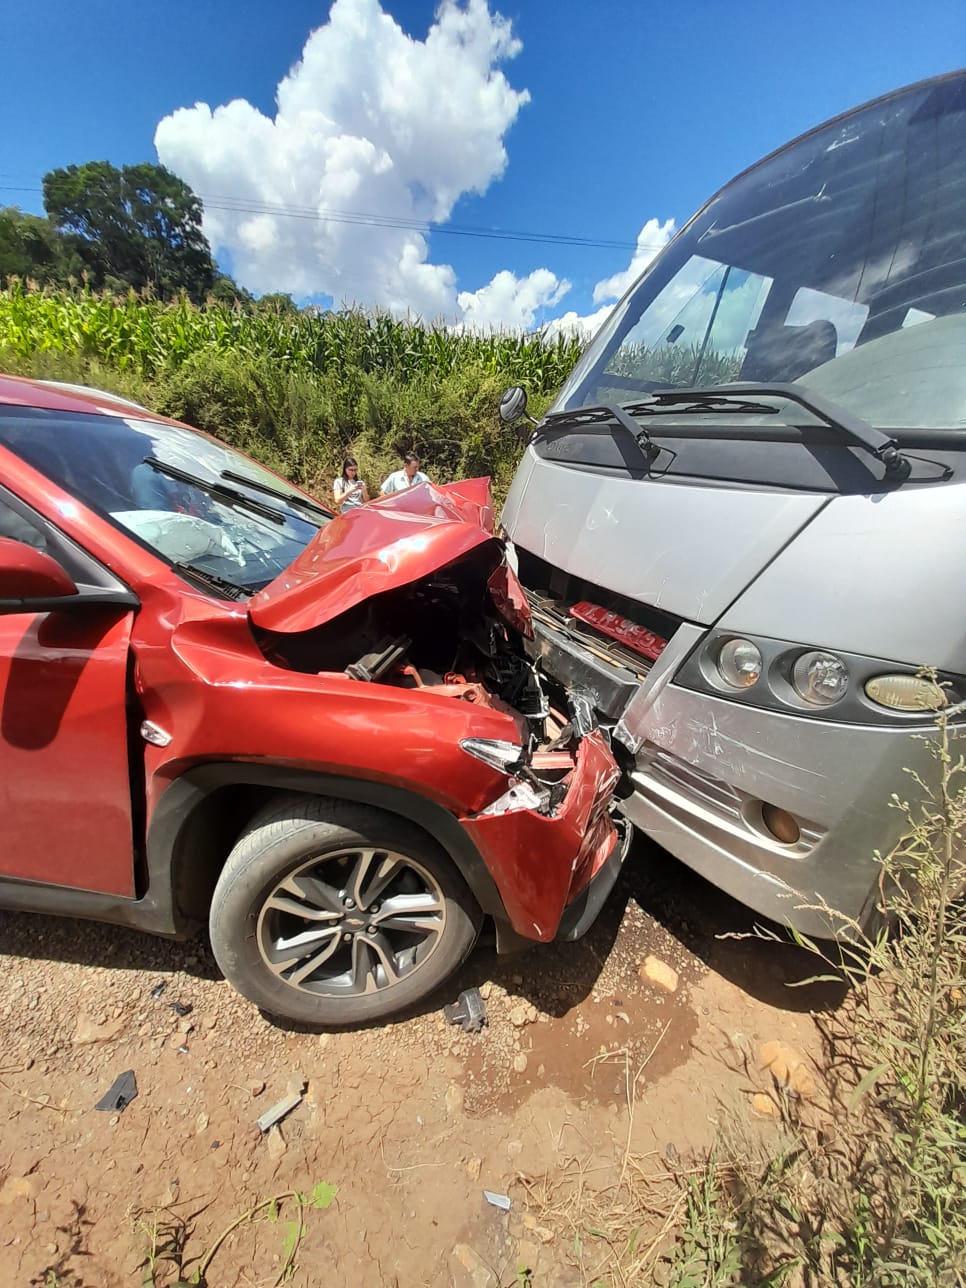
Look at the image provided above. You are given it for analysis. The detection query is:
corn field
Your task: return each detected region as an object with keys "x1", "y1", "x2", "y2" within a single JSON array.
[
  {"x1": 0, "y1": 281, "x2": 583, "y2": 392},
  {"x1": 0, "y1": 281, "x2": 589, "y2": 499}
]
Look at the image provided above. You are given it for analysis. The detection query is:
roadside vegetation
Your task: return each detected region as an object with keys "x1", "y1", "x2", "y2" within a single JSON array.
[
  {"x1": 526, "y1": 698, "x2": 966, "y2": 1286},
  {"x1": 0, "y1": 280, "x2": 583, "y2": 499}
]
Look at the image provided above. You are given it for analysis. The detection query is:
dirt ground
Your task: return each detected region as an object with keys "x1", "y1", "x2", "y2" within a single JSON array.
[{"x1": 0, "y1": 836, "x2": 844, "y2": 1287}]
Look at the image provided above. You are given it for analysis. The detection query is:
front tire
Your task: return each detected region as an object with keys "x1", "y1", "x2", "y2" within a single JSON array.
[{"x1": 209, "y1": 794, "x2": 481, "y2": 1026}]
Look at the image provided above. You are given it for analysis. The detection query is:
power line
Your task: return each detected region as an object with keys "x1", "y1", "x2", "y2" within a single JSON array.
[{"x1": 0, "y1": 182, "x2": 666, "y2": 254}]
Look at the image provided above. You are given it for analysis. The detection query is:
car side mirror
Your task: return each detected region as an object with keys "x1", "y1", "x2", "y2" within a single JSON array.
[{"x1": 0, "y1": 538, "x2": 79, "y2": 610}]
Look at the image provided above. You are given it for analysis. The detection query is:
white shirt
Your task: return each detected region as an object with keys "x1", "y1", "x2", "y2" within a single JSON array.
[
  {"x1": 334, "y1": 476, "x2": 365, "y2": 511},
  {"x1": 381, "y1": 469, "x2": 429, "y2": 495}
]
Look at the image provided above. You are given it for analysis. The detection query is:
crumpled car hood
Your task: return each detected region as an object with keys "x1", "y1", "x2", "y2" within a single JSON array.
[{"x1": 249, "y1": 476, "x2": 503, "y2": 634}]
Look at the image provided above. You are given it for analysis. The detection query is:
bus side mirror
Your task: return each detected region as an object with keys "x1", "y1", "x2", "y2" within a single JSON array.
[{"x1": 499, "y1": 386, "x2": 538, "y2": 436}]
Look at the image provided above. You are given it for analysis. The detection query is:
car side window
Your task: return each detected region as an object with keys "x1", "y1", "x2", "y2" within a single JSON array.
[{"x1": 0, "y1": 493, "x2": 48, "y2": 552}]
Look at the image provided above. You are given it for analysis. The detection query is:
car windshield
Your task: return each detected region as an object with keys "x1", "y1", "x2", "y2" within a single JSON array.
[
  {"x1": 555, "y1": 73, "x2": 966, "y2": 434},
  {"x1": 0, "y1": 406, "x2": 329, "y2": 594}
]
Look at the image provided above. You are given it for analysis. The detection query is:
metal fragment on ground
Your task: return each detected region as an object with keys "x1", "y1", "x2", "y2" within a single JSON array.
[
  {"x1": 256, "y1": 1084, "x2": 306, "y2": 1132},
  {"x1": 94, "y1": 1070, "x2": 138, "y2": 1113},
  {"x1": 483, "y1": 1190, "x2": 512, "y2": 1211},
  {"x1": 443, "y1": 987, "x2": 487, "y2": 1032}
]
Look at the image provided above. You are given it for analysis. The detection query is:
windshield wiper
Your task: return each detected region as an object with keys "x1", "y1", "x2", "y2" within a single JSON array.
[
  {"x1": 144, "y1": 458, "x2": 286, "y2": 524},
  {"x1": 172, "y1": 562, "x2": 248, "y2": 600},
  {"x1": 538, "y1": 403, "x2": 659, "y2": 470},
  {"x1": 220, "y1": 469, "x2": 332, "y2": 522},
  {"x1": 623, "y1": 383, "x2": 912, "y2": 480}
]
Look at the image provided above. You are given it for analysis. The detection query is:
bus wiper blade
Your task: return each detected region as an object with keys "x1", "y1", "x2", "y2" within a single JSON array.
[
  {"x1": 624, "y1": 383, "x2": 912, "y2": 480},
  {"x1": 624, "y1": 392, "x2": 781, "y2": 417},
  {"x1": 220, "y1": 469, "x2": 332, "y2": 522},
  {"x1": 539, "y1": 403, "x2": 659, "y2": 469},
  {"x1": 144, "y1": 458, "x2": 286, "y2": 524}
]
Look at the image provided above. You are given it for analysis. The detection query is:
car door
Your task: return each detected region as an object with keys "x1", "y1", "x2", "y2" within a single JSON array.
[{"x1": 0, "y1": 486, "x2": 139, "y2": 896}]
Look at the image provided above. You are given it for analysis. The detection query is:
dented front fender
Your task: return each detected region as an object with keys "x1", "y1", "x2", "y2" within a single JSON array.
[{"x1": 460, "y1": 731, "x2": 620, "y2": 942}]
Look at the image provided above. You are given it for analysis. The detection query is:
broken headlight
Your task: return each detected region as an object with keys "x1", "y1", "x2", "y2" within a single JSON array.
[{"x1": 459, "y1": 738, "x2": 525, "y2": 773}]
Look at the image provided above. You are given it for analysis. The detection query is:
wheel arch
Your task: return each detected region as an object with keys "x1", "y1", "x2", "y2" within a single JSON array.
[{"x1": 148, "y1": 762, "x2": 521, "y2": 944}]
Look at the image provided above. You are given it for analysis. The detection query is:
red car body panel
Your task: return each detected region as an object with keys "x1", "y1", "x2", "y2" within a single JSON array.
[
  {"x1": 134, "y1": 594, "x2": 516, "y2": 820},
  {"x1": 461, "y1": 731, "x2": 620, "y2": 940},
  {"x1": 0, "y1": 375, "x2": 621, "y2": 945},
  {"x1": 248, "y1": 476, "x2": 500, "y2": 634},
  {"x1": 0, "y1": 605, "x2": 137, "y2": 894}
]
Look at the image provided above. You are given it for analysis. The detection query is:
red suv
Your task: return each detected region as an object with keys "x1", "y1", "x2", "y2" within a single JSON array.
[{"x1": 0, "y1": 376, "x2": 625, "y2": 1025}]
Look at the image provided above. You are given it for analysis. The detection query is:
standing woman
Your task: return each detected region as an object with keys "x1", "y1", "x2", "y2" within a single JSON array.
[{"x1": 333, "y1": 456, "x2": 369, "y2": 513}]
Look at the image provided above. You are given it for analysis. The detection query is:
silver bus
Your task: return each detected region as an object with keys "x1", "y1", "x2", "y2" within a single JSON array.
[{"x1": 500, "y1": 70, "x2": 966, "y2": 937}]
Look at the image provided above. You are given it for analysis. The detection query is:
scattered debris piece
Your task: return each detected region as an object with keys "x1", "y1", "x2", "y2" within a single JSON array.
[
  {"x1": 512, "y1": 1053, "x2": 528, "y2": 1074},
  {"x1": 195, "y1": 1111, "x2": 209, "y2": 1135},
  {"x1": 249, "y1": 1078, "x2": 266, "y2": 1098},
  {"x1": 94, "y1": 1070, "x2": 138, "y2": 1113},
  {"x1": 639, "y1": 956, "x2": 679, "y2": 993},
  {"x1": 256, "y1": 1084, "x2": 306, "y2": 1133},
  {"x1": 465, "y1": 1157, "x2": 482, "y2": 1181},
  {"x1": 443, "y1": 987, "x2": 487, "y2": 1033},
  {"x1": 149, "y1": 981, "x2": 167, "y2": 1000},
  {"x1": 169, "y1": 1001, "x2": 193, "y2": 1018},
  {"x1": 483, "y1": 1190, "x2": 512, "y2": 1211}
]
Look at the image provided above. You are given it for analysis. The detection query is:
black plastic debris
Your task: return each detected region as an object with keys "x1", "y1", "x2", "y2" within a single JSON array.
[
  {"x1": 149, "y1": 981, "x2": 167, "y2": 1000},
  {"x1": 95, "y1": 1070, "x2": 138, "y2": 1113},
  {"x1": 444, "y1": 987, "x2": 487, "y2": 1033},
  {"x1": 169, "y1": 1001, "x2": 193, "y2": 1017}
]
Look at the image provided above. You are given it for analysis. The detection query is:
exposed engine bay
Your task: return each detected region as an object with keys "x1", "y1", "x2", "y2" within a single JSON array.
[{"x1": 255, "y1": 545, "x2": 600, "y2": 815}]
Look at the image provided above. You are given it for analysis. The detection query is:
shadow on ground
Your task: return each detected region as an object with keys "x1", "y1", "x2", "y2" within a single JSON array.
[
  {"x1": 452, "y1": 834, "x2": 849, "y2": 1020},
  {"x1": 0, "y1": 833, "x2": 848, "y2": 1032}
]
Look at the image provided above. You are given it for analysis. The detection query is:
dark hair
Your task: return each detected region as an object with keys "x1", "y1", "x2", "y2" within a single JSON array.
[
  {"x1": 341, "y1": 455, "x2": 359, "y2": 480},
  {"x1": 403, "y1": 452, "x2": 420, "y2": 466}
]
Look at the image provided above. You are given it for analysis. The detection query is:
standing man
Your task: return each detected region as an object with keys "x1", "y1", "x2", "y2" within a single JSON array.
[{"x1": 380, "y1": 452, "x2": 430, "y2": 495}]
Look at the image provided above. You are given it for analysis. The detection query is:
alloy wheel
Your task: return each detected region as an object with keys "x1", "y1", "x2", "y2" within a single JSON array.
[{"x1": 255, "y1": 847, "x2": 447, "y2": 997}]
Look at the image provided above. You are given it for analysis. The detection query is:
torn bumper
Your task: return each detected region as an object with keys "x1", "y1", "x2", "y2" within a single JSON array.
[{"x1": 460, "y1": 731, "x2": 622, "y2": 943}]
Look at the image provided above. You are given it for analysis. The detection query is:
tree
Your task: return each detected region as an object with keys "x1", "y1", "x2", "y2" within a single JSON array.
[
  {"x1": 42, "y1": 161, "x2": 217, "y2": 301},
  {"x1": 209, "y1": 273, "x2": 255, "y2": 308},
  {"x1": 0, "y1": 207, "x2": 83, "y2": 285},
  {"x1": 257, "y1": 292, "x2": 299, "y2": 315}
]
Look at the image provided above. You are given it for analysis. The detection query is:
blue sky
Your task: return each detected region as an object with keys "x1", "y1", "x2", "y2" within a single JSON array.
[{"x1": 2, "y1": 0, "x2": 963, "y2": 329}]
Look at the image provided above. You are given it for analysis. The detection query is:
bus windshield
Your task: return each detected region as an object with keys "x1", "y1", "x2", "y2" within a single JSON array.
[{"x1": 555, "y1": 73, "x2": 966, "y2": 434}]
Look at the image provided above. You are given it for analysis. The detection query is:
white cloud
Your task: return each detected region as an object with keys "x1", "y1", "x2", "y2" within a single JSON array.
[
  {"x1": 457, "y1": 267, "x2": 570, "y2": 331},
  {"x1": 592, "y1": 217, "x2": 677, "y2": 304},
  {"x1": 155, "y1": 0, "x2": 535, "y2": 323},
  {"x1": 541, "y1": 218, "x2": 677, "y2": 339},
  {"x1": 542, "y1": 303, "x2": 614, "y2": 341}
]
